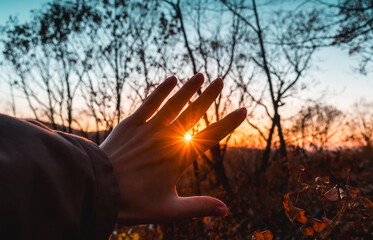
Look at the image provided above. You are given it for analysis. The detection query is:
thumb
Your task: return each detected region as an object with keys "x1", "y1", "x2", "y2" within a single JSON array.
[{"x1": 172, "y1": 196, "x2": 228, "y2": 219}]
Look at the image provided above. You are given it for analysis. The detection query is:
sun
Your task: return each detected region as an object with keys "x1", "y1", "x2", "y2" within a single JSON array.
[{"x1": 184, "y1": 133, "x2": 192, "y2": 141}]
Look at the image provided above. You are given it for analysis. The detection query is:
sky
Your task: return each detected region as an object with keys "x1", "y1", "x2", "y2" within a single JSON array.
[
  {"x1": 0, "y1": 0, "x2": 372, "y2": 117},
  {"x1": 307, "y1": 47, "x2": 373, "y2": 110},
  {"x1": 0, "y1": 0, "x2": 50, "y2": 116},
  {"x1": 0, "y1": 0, "x2": 49, "y2": 24}
]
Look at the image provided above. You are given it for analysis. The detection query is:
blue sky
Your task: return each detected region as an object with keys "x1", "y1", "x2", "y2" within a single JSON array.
[
  {"x1": 0, "y1": 0, "x2": 372, "y2": 116},
  {"x1": 0, "y1": 0, "x2": 49, "y2": 24}
]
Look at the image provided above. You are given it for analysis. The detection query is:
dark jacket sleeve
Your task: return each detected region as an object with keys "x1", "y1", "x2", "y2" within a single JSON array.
[{"x1": 0, "y1": 114, "x2": 120, "y2": 240}]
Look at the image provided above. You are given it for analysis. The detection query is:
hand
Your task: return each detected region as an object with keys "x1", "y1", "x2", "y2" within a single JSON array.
[{"x1": 100, "y1": 73, "x2": 247, "y2": 225}]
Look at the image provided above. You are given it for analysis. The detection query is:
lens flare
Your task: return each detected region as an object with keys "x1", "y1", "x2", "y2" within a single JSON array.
[{"x1": 184, "y1": 133, "x2": 192, "y2": 141}]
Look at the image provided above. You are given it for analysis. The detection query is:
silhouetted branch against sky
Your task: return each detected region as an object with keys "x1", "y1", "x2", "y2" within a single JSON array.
[{"x1": 0, "y1": 0, "x2": 372, "y2": 148}]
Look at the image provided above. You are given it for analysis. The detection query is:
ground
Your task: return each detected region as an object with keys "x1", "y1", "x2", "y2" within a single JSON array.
[{"x1": 113, "y1": 146, "x2": 373, "y2": 239}]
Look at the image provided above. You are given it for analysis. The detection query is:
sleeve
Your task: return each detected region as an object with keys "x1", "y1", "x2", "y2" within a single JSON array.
[{"x1": 0, "y1": 114, "x2": 120, "y2": 240}]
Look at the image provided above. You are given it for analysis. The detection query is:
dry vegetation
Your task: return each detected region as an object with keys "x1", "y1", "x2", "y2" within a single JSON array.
[{"x1": 110, "y1": 146, "x2": 373, "y2": 240}]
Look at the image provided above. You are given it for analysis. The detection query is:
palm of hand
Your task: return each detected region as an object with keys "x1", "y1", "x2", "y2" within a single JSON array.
[{"x1": 100, "y1": 73, "x2": 246, "y2": 225}]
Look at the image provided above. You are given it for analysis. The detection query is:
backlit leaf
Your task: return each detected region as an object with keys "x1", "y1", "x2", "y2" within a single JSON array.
[
  {"x1": 283, "y1": 193, "x2": 307, "y2": 223},
  {"x1": 324, "y1": 186, "x2": 339, "y2": 201},
  {"x1": 339, "y1": 188, "x2": 346, "y2": 199},
  {"x1": 315, "y1": 176, "x2": 330, "y2": 184},
  {"x1": 251, "y1": 230, "x2": 273, "y2": 240},
  {"x1": 283, "y1": 193, "x2": 292, "y2": 210},
  {"x1": 131, "y1": 233, "x2": 139, "y2": 240},
  {"x1": 157, "y1": 228, "x2": 163, "y2": 239},
  {"x1": 309, "y1": 217, "x2": 331, "y2": 232},
  {"x1": 300, "y1": 225, "x2": 314, "y2": 236}
]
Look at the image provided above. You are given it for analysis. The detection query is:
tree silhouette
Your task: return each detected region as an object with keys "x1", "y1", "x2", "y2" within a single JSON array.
[
  {"x1": 346, "y1": 99, "x2": 373, "y2": 148},
  {"x1": 222, "y1": 0, "x2": 325, "y2": 171}
]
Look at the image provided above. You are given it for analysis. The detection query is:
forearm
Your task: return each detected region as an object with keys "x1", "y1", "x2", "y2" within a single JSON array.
[{"x1": 0, "y1": 114, "x2": 119, "y2": 240}]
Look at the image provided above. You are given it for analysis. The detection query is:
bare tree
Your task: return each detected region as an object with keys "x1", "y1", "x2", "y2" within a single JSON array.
[
  {"x1": 346, "y1": 99, "x2": 373, "y2": 148},
  {"x1": 2, "y1": 1, "x2": 99, "y2": 132},
  {"x1": 289, "y1": 103, "x2": 344, "y2": 150},
  {"x1": 89, "y1": 0, "x2": 142, "y2": 125},
  {"x1": 222, "y1": 0, "x2": 325, "y2": 171},
  {"x1": 2, "y1": 17, "x2": 41, "y2": 121},
  {"x1": 129, "y1": 0, "x2": 168, "y2": 102},
  {"x1": 317, "y1": 0, "x2": 373, "y2": 74}
]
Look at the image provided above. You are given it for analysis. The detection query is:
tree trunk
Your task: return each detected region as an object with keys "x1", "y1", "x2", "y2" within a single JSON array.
[
  {"x1": 192, "y1": 161, "x2": 201, "y2": 195},
  {"x1": 277, "y1": 114, "x2": 287, "y2": 159},
  {"x1": 209, "y1": 144, "x2": 232, "y2": 196},
  {"x1": 95, "y1": 121, "x2": 100, "y2": 144},
  {"x1": 261, "y1": 119, "x2": 276, "y2": 172},
  {"x1": 67, "y1": 101, "x2": 73, "y2": 133}
]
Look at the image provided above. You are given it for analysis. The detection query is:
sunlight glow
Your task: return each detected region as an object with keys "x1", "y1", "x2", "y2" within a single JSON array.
[{"x1": 184, "y1": 133, "x2": 192, "y2": 141}]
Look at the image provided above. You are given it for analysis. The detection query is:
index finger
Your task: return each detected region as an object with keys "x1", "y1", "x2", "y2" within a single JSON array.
[
  {"x1": 150, "y1": 73, "x2": 204, "y2": 126},
  {"x1": 131, "y1": 76, "x2": 177, "y2": 123}
]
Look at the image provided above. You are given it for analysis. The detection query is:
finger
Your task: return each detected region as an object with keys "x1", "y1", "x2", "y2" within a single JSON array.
[
  {"x1": 150, "y1": 73, "x2": 204, "y2": 126},
  {"x1": 131, "y1": 76, "x2": 177, "y2": 123},
  {"x1": 170, "y1": 196, "x2": 227, "y2": 220},
  {"x1": 171, "y1": 77, "x2": 223, "y2": 133},
  {"x1": 190, "y1": 107, "x2": 247, "y2": 158}
]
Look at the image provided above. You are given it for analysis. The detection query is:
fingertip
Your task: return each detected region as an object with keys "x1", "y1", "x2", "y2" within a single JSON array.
[
  {"x1": 212, "y1": 198, "x2": 228, "y2": 217},
  {"x1": 195, "y1": 72, "x2": 204, "y2": 78},
  {"x1": 176, "y1": 196, "x2": 228, "y2": 219},
  {"x1": 164, "y1": 76, "x2": 178, "y2": 87},
  {"x1": 212, "y1": 77, "x2": 224, "y2": 89},
  {"x1": 192, "y1": 72, "x2": 204, "y2": 85},
  {"x1": 202, "y1": 197, "x2": 228, "y2": 217},
  {"x1": 214, "y1": 205, "x2": 228, "y2": 217},
  {"x1": 238, "y1": 107, "x2": 247, "y2": 118}
]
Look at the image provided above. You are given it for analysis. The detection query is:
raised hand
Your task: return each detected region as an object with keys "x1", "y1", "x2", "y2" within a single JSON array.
[{"x1": 100, "y1": 73, "x2": 247, "y2": 225}]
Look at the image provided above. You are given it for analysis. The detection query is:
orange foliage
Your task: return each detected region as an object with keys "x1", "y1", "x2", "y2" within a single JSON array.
[
  {"x1": 300, "y1": 225, "x2": 314, "y2": 236},
  {"x1": 251, "y1": 230, "x2": 273, "y2": 240},
  {"x1": 309, "y1": 217, "x2": 332, "y2": 232},
  {"x1": 283, "y1": 193, "x2": 307, "y2": 224}
]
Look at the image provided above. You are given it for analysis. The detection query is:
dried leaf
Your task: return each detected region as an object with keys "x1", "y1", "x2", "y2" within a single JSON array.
[
  {"x1": 283, "y1": 193, "x2": 307, "y2": 223},
  {"x1": 157, "y1": 228, "x2": 163, "y2": 239},
  {"x1": 324, "y1": 186, "x2": 339, "y2": 201},
  {"x1": 346, "y1": 185, "x2": 359, "y2": 198},
  {"x1": 262, "y1": 230, "x2": 273, "y2": 240},
  {"x1": 300, "y1": 225, "x2": 314, "y2": 236},
  {"x1": 339, "y1": 188, "x2": 346, "y2": 199},
  {"x1": 203, "y1": 217, "x2": 211, "y2": 224},
  {"x1": 117, "y1": 233, "x2": 130, "y2": 240},
  {"x1": 251, "y1": 230, "x2": 273, "y2": 240},
  {"x1": 295, "y1": 208, "x2": 307, "y2": 224},
  {"x1": 309, "y1": 217, "x2": 331, "y2": 232},
  {"x1": 283, "y1": 193, "x2": 292, "y2": 209},
  {"x1": 315, "y1": 176, "x2": 330, "y2": 184},
  {"x1": 301, "y1": 183, "x2": 309, "y2": 190},
  {"x1": 131, "y1": 233, "x2": 139, "y2": 240}
]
